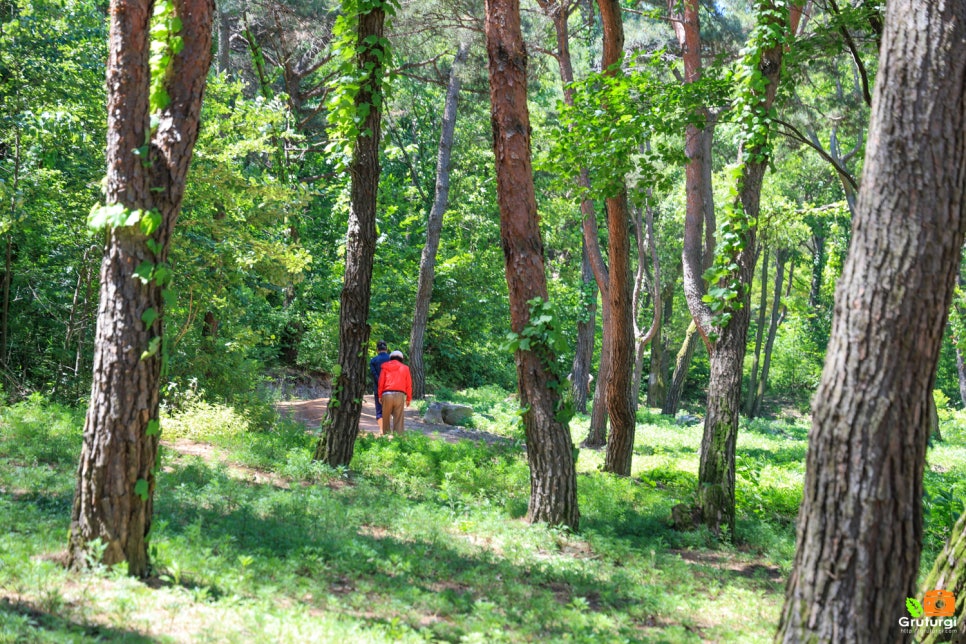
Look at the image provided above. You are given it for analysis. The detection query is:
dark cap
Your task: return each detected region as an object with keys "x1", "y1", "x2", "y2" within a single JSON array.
[{"x1": 376, "y1": 340, "x2": 388, "y2": 351}]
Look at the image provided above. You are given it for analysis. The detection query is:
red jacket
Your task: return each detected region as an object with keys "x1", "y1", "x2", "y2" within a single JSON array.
[{"x1": 378, "y1": 359, "x2": 412, "y2": 405}]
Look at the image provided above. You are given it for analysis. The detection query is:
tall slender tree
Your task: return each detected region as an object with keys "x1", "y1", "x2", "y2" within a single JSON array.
[
  {"x1": 68, "y1": 0, "x2": 214, "y2": 576},
  {"x1": 778, "y1": 0, "x2": 966, "y2": 640},
  {"x1": 409, "y1": 39, "x2": 469, "y2": 400},
  {"x1": 315, "y1": 0, "x2": 392, "y2": 467},
  {"x1": 484, "y1": 0, "x2": 579, "y2": 528}
]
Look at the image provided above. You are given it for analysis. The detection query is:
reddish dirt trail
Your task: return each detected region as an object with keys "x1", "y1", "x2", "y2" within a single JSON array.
[{"x1": 277, "y1": 394, "x2": 514, "y2": 445}]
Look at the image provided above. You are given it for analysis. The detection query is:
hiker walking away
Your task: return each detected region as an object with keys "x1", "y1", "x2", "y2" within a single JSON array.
[
  {"x1": 378, "y1": 350, "x2": 412, "y2": 436},
  {"x1": 370, "y1": 340, "x2": 392, "y2": 432}
]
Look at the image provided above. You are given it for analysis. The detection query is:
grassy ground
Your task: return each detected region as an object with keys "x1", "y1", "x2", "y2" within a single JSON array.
[{"x1": 0, "y1": 389, "x2": 961, "y2": 642}]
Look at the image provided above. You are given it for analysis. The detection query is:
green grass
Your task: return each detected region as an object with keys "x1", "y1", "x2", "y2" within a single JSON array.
[{"x1": 0, "y1": 391, "x2": 961, "y2": 642}]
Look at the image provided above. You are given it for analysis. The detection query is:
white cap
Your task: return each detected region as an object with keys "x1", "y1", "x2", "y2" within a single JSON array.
[{"x1": 390, "y1": 350, "x2": 404, "y2": 359}]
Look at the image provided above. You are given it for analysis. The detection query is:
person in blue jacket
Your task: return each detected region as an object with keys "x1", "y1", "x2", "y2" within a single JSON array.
[{"x1": 370, "y1": 340, "x2": 392, "y2": 432}]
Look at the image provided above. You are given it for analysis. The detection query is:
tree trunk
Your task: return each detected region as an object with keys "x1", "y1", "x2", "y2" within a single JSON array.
[
  {"x1": 596, "y1": 0, "x2": 636, "y2": 477},
  {"x1": 917, "y1": 513, "x2": 966, "y2": 644},
  {"x1": 315, "y1": 4, "x2": 387, "y2": 467},
  {"x1": 1, "y1": 128, "x2": 19, "y2": 367},
  {"x1": 751, "y1": 247, "x2": 788, "y2": 418},
  {"x1": 957, "y1": 346, "x2": 966, "y2": 407},
  {"x1": 809, "y1": 232, "x2": 826, "y2": 309},
  {"x1": 745, "y1": 245, "x2": 769, "y2": 416},
  {"x1": 631, "y1": 199, "x2": 661, "y2": 412},
  {"x1": 584, "y1": 303, "x2": 609, "y2": 447},
  {"x1": 572, "y1": 241, "x2": 597, "y2": 413},
  {"x1": 69, "y1": 0, "x2": 213, "y2": 577},
  {"x1": 778, "y1": 2, "x2": 966, "y2": 640},
  {"x1": 696, "y1": 0, "x2": 796, "y2": 537},
  {"x1": 484, "y1": 0, "x2": 579, "y2": 528},
  {"x1": 409, "y1": 40, "x2": 468, "y2": 400},
  {"x1": 217, "y1": 3, "x2": 230, "y2": 76},
  {"x1": 662, "y1": 320, "x2": 699, "y2": 416},
  {"x1": 534, "y1": 0, "x2": 601, "y2": 417},
  {"x1": 647, "y1": 282, "x2": 674, "y2": 408}
]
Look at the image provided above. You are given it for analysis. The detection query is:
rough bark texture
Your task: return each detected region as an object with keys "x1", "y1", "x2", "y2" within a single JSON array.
[
  {"x1": 596, "y1": 0, "x2": 635, "y2": 477},
  {"x1": 409, "y1": 41, "x2": 468, "y2": 400},
  {"x1": 662, "y1": 320, "x2": 699, "y2": 416},
  {"x1": 917, "y1": 513, "x2": 966, "y2": 644},
  {"x1": 69, "y1": 0, "x2": 213, "y2": 576},
  {"x1": 315, "y1": 6, "x2": 386, "y2": 467},
  {"x1": 485, "y1": 0, "x2": 579, "y2": 528},
  {"x1": 778, "y1": 1, "x2": 966, "y2": 640}
]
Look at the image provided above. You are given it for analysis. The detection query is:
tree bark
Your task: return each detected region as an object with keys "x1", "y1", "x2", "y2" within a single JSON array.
[
  {"x1": 314, "y1": 4, "x2": 387, "y2": 467},
  {"x1": 662, "y1": 320, "x2": 699, "y2": 416},
  {"x1": 750, "y1": 247, "x2": 788, "y2": 418},
  {"x1": 484, "y1": 0, "x2": 579, "y2": 528},
  {"x1": 409, "y1": 40, "x2": 468, "y2": 400},
  {"x1": 596, "y1": 0, "x2": 636, "y2": 477},
  {"x1": 217, "y1": 3, "x2": 231, "y2": 76},
  {"x1": 632, "y1": 199, "x2": 661, "y2": 411},
  {"x1": 68, "y1": 0, "x2": 213, "y2": 576},
  {"x1": 778, "y1": 1, "x2": 966, "y2": 640},
  {"x1": 696, "y1": 0, "x2": 795, "y2": 537},
  {"x1": 534, "y1": 0, "x2": 601, "y2": 417}
]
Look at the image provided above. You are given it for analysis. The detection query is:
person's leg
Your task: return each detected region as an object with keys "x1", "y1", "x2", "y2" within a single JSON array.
[
  {"x1": 392, "y1": 394, "x2": 405, "y2": 434},
  {"x1": 374, "y1": 385, "x2": 383, "y2": 430},
  {"x1": 382, "y1": 393, "x2": 400, "y2": 435}
]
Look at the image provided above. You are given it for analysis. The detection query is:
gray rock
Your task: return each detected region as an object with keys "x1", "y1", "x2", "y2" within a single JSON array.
[
  {"x1": 441, "y1": 403, "x2": 473, "y2": 426},
  {"x1": 675, "y1": 413, "x2": 702, "y2": 426},
  {"x1": 423, "y1": 402, "x2": 444, "y2": 424}
]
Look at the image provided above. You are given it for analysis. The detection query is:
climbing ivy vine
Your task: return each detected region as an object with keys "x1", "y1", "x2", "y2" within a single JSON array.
[{"x1": 702, "y1": 0, "x2": 795, "y2": 333}]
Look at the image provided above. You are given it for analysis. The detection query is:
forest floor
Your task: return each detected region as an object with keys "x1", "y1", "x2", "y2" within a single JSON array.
[
  {"x1": 277, "y1": 394, "x2": 514, "y2": 446},
  {"x1": 1, "y1": 388, "x2": 964, "y2": 642}
]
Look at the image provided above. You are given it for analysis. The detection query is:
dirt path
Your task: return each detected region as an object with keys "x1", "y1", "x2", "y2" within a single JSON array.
[{"x1": 277, "y1": 394, "x2": 515, "y2": 446}]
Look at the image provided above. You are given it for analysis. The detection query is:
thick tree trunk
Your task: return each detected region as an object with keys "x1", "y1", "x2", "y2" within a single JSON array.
[
  {"x1": 485, "y1": 0, "x2": 579, "y2": 528},
  {"x1": 750, "y1": 247, "x2": 787, "y2": 418},
  {"x1": 409, "y1": 40, "x2": 468, "y2": 400},
  {"x1": 69, "y1": 0, "x2": 213, "y2": 576},
  {"x1": 662, "y1": 320, "x2": 699, "y2": 416},
  {"x1": 778, "y1": 2, "x2": 966, "y2": 640},
  {"x1": 314, "y1": 6, "x2": 386, "y2": 467},
  {"x1": 745, "y1": 246, "x2": 769, "y2": 416}
]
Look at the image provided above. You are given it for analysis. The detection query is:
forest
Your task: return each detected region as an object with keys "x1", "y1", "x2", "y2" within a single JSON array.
[{"x1": 1, "y1": 0, "x2": 965, "y2": 641}]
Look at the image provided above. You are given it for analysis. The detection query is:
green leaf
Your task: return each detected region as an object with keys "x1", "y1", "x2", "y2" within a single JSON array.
[
  {"x1": 141, "y1": 308, "x2": 159, "y2": 327},
  {"x1": 134, "y1": 479, "x2": 149, "y2": 501},
  {"x1": 134, "y1": 261, "x2": 154, "y2": 284},
  {"x1": 141, "y1": 336, "x2": 161, "y2": 360},
  {"x1": 146, "y1": 419, "x2": 161, "y2": 437},
  {"x1": 906, "y1": 597, "x2": 923, "y2": 618},
  {"x1": 162, "y1": 289, "x2": 176, "y2": 308}
]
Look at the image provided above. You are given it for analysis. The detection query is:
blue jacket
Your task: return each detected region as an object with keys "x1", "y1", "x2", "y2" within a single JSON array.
[{"x1": 370, "y1": 351, "x2": 391, "y2": 390}]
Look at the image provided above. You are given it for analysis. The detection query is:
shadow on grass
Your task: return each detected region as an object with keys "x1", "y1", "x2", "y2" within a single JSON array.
[
  {"x1": 0, "y1": 598, "x2": 157, "y2": 643},
  {"x1": 738, "y1": 444, "x2": 807, "y2": 466},
  {"x1": 153, "y1": 458, "x2": 667, "y2": 640}
]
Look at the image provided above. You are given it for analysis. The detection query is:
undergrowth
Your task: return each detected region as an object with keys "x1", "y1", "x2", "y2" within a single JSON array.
[{"x1": 0, "y1": 391, "x2": 961, "y2": 642}]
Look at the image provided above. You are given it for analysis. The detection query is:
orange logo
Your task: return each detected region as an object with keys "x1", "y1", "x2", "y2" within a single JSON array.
[{"x1": 923, "y1": 590, "x2": 956, "y2": 617}]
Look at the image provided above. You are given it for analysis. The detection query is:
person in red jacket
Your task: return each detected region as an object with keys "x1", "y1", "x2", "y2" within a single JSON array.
[{"x1": 377, "y1": 350, "x2": 412, "y2": 436}]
